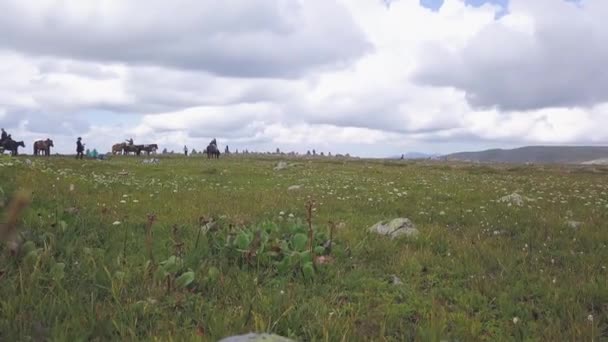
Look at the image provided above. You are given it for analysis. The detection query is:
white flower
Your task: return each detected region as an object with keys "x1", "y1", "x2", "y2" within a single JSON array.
[
  {"x1": 513, "y1": 317, "x2": 519, "y2": 324},
  {"x1": 69, "y1": 184, "x2": 75, "y2": 192},
  {"x1": 133, "y1": 200, "x2": 139, "y2": 203},
  {"x1": 120, "y1": 200, "x2": 126, "y2": 204},
  {"x1": 587, "y1": 314, "x2": 593, "y2": 322},
  {"x1": 113, "y1": 221, "x2": 121, "y2": 226},
  {"x1": 122, "y1": 194, "x2": 128, "y2": 198},
  {"x1": 279, "y1": 211, "x2": 285, "y2": 216}
]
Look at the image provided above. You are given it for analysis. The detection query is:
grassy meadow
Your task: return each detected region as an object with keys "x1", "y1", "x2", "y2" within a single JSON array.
[{"x1": 0, "y1": 154, "x2": 607, "y2": 341}]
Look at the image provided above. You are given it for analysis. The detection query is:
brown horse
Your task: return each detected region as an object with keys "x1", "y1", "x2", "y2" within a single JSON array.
[
  {"x1": 112, "y1": 143, "x2": 127, "y2": 155},
  {"x1": 33, "y1": 139, "x2": 54, "y2": 156}
]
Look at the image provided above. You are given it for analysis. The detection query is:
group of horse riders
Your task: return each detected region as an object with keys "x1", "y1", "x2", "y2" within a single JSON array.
[
  {"x1": 2, "y1": 129, "x2": 222, "y2": 159},
  {"x1": 111, "y1": 138, "x2": 159, "y2": 156},
  {"x1": 1, "y1": 128, "x2": 80, "y2": 157}
]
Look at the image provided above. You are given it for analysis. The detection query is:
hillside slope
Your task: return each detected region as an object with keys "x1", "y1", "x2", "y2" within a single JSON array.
[{"x1": 444, "y1": 146, "x2": 608, "y2": 164}]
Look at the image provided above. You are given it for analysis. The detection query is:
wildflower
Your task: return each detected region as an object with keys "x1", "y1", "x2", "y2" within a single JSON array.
[
  {"x1": 120, "y1": 200, "x2": 126, "y2": 204},
  {"x1": 587, "y1": 314, "x2": 593, "y2": 322},
  {"x1": 113, "y1": 221, "x2": 121, "y2": 226},
  {"x1": 133, "y1": 200, "x2": 139, "y2": 203},
  {"x1": 279, "y1": 211, "x2": 285, "y2": 216},
  {"x1": 69, "y1": 184, "x2": 75, "y2": 192},
  {"x1": 513, "y1": 317, "x2": 519, "y2": 324},
  {"x1": 122, "y1": 194, "x2": 128, "y2": 198}
]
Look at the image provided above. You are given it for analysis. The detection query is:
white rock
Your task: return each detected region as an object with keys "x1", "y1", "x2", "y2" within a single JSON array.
[
  {"x1": 369, "y1": 218, "x2": 419, "y2": 239},
  {"x1": 273, "y1": 161, "x2": 289, "y2": 171},
  {"x1": 498, "y1": 193, "x2": 527, "y2": 207}
]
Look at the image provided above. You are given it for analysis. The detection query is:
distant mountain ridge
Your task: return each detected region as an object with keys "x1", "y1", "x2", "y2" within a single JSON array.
[{"x1": 444, "y1": 146, "x2": 608, "y2": 164}]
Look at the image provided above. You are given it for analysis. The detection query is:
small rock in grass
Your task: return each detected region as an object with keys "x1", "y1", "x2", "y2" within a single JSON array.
[
  {"x1": 369, "y1": 218, "x2": 419, "y2": 239},
  {"x1": 389, "y1": 274, "x2": 403, "y2": 285},
  {"x1": 273, "y1": 161, "x2": 289, "y2": 171}
]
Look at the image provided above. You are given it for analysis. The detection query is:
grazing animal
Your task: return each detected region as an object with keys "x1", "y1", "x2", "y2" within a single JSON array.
[
  {"x1": 123, "y1": 144, "x2": 144, "y2": 156},
  {"x1": 112, "y1": 143, "x2": 127, "y2": 155},
  {"x1": 33, "y1": 139, "x2": 54, "y2": 156},
  {"x1": 141, "y1": 144, "x2": 158, "y2": 156},
  {"x1": 205, "y1": 144, "x2": 220, "y2": 159},
  {"x1": 1, "y1": 140, "x2": 25, "y2": 156}
]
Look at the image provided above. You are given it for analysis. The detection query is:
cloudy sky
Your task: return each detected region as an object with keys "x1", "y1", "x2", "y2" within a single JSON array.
[{"x1": 1, "y1": 0, "x2": 607, "y2": 157}]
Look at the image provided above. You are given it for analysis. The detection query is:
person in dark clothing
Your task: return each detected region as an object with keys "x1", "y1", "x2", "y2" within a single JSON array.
[
  {"x1": 0, "y1": 128, "x2": 7, "y2": 143},
  {"x1": 76, "y1": 137, "x2": 85, "y2": 159},
  {"x1": 184, "y1": 145, "x2": 188, "y2": 156},
  {"x1": 210, "y1": 138, "x2": 217, "y2": 146}
]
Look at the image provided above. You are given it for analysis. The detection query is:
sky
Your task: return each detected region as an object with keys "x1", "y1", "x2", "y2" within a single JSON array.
[{"x1": 1, "y1": 0, "x2": 607, "y2": 157}]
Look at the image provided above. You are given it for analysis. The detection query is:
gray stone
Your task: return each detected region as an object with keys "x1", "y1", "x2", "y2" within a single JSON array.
[
  {"x1": 273, "y1": 161, "x2": 289, "y2": 171},
  {"x1": 389, "y1": 274, "x2": 403, "y2": 285},
  {"x1": 498, "y1": 193, "x2": 526, "y2": 207},
  {"x1": 369, "y1": 218, "x2": 419, "y2": 239}
]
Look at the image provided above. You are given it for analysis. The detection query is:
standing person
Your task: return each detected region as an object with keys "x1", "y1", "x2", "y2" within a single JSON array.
[
  {"x1": 0, "y1": 128, "x2": 7, "y2": 143},
  {"x1": 76, "y1": 137, "x2": 85, "y2": 159},
  {"x1": 184, "y1": 145, "x2": 188, "y2": 156}
]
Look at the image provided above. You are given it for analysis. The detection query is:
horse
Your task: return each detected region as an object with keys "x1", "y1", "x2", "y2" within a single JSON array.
[
  {"x1": 112, "y1": 143, "x2": 127, "y2": 155},
  {"x1": 123, "y1": 144, "x2": 144, "y2": 156},
  {"x1": 205, "y1": 144, "x2": 220, "y2": 159},
  {"x1": 1, "y1": 140, "x2": 25, "y2": 156},
  {"x1": 141, "y1": 144, "x2": 158, "y2": 156},
  {"x1": 33, "y1": 139, "x2": 54, "y2": 156}
]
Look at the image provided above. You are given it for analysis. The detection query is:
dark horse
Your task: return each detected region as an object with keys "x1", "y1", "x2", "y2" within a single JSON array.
[
  {"x1": 33, "y1": 139, "x2": 54, "y2": 156},
  {"x1": 141, "y1": 144, "x2": 158, "y2": 156},
  {"x1": 205, "y1": 144, "x2": 220, "y2": 159},
  {"x1": 123, "y1": 144, "x2": 144, "y2": 156},
  {"x1": 1, "y1": 140, "x2": 25, "y2": 156}
]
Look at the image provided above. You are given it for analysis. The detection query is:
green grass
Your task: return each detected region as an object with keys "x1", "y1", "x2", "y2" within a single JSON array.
[{"x1": 1, "y1": 155, "x2": 607, "y2": 341}]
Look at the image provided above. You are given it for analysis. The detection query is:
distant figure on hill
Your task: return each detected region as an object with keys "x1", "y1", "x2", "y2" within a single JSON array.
[
  {"x1": 76, "y1": 137, "x2": 85, "y2": 159},
  {"x1": 225, "y1": 145, "x2": 230, "y2": 154},
  {"x1": 184, "y1": 145, "x2": 188, "y2": 156},
  {"x1": 0, "y1": 128, "x2": 7, "y2": 143}
]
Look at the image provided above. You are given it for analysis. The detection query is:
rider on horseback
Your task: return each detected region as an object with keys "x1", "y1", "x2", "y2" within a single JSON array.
[
  {"x1": 0, "y1": 128, "x2": 7, "y2": 144},
  {"x1": 210, "y1": 138, "x2": 217, "y2": 147},
  {"x1": 126, "y1": 138, "x2": 134, "y2": 146}
]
